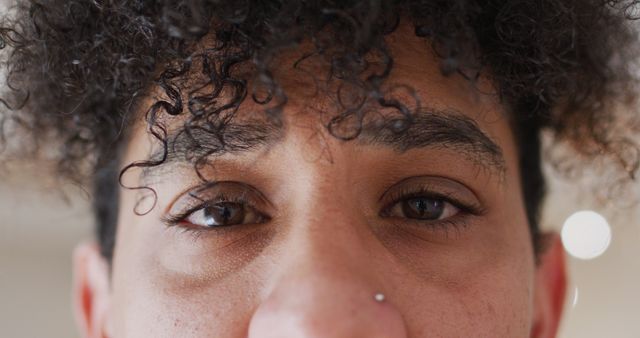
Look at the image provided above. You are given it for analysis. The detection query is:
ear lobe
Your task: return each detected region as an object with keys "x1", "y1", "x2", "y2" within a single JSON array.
[
  {"x1": 531, "y1": 233, "x2": 568, "y2": 338},
  {"x1": 72, "y1": 242, "x2": 112, "y2": 338}
]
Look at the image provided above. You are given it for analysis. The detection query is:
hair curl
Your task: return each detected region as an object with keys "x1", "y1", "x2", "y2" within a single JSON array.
[{"x1": 1, "y1": 0, "x2": 638, "y2": 262}]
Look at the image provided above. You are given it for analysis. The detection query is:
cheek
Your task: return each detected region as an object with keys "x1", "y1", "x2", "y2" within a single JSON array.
[
  {"x1": 377, "y1": 196, "x2": 535, "y2": 335},
  {"x1": 387, "y1": 237, "x2": 534, "y2": 336},
  {"x1": 111, "y1": 252, "x2": 533, "y2": 338},
  {"x1": 110, "y1": 272, "x2": 256, "y2": 337},
  {"x1": 110, "y1": 222, "x2": 264, "y2": 337}
]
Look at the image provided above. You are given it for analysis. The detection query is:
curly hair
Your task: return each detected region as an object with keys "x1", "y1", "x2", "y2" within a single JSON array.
[{"x1": 0, "y1": 0, "x2": 638, "y2": 262}]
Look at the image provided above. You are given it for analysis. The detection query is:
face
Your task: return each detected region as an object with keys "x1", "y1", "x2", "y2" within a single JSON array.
[{"x1": 73, "y1": 23, "x2": 567, "y2": 338}]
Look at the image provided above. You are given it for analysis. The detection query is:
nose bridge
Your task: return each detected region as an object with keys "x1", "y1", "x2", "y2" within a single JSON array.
[
  {"x1": 276, "y1": 209, "x2": 372, "y2": 289},
  {"x1": 284, "y1": 171, "x2": 372, "y2": 276},
  {"x1": 246, "y1": 169, "x2": 408, "y2": 338},
  {"x1": 275, "y1": 143, "x2": 387, "y2": 293},
  {"x1": 270, "y1": 166, "x2": 370, "y2": 286}
]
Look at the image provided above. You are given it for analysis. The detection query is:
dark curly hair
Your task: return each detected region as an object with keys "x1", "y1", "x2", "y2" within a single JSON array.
[{"x1": 1, "y1": 0, "x2": 638, "y2": 262}]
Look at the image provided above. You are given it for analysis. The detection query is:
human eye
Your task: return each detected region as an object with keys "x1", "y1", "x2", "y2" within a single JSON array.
[
  {"x1": 178, "y1": 200, "x2": 267, "y2": 228},
  {"x1": 162, "y1": 181, "x2": 271, "y2": 231},
  {"x1": 382, "y1": 195, "x2": 461, "y2": 221},
  {"x1": 379, "y1": 176, "x2": 485, "y2": 226}
]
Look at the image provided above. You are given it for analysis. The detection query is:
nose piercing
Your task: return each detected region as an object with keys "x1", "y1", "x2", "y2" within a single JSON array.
[{"x1": 374, "y1": 293, "x2": 385, "y2": 302}]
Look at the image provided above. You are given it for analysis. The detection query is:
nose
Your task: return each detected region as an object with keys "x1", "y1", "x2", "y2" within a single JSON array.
[{"x1": 247, "y1": 228, "x2": 408, "y2": 338}]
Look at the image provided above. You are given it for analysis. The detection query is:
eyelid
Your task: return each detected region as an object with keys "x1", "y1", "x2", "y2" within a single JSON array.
[
  {"x1": 379, "y1": 176, "x2": 486, "y2": 216},
  {"x1": 162, "y1": 181, "x2": 273, "y2": 226},
  {"x1": 189, "y1": 181, "x2": 274, "y2": 208}
]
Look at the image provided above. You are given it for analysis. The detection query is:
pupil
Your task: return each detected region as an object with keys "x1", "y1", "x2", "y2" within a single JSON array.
[
  {"x1": 204, "y1": 202, "x2": 245, "y2": 227},
  {"x1": 402, "y1": 197, "x2": 444, "y2": 220}
]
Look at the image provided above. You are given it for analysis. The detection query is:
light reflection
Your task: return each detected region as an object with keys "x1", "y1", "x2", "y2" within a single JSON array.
[{"x1": 561, "y1": 210, "x2": 611, "y2": 260}]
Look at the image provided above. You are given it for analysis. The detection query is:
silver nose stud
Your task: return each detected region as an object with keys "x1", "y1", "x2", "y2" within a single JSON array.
[{"x1": 374, "y1": 293, "x2": 385, "y2": 302}]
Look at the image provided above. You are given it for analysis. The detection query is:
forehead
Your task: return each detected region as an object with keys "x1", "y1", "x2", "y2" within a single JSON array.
[
  {"x1": 260, "y1": 22, "x2": 503, "y2": 119},
  {"x1": 133, "y1": 21, "x2": 515, "y2": 182},
  {"x1": 144, "y1": 19, "x2": 504, "y2": 120}
]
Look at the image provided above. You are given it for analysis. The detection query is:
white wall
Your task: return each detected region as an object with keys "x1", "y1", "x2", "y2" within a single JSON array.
[{"x1": 0, "y1": 165, "x2": 91, "y2": 338}]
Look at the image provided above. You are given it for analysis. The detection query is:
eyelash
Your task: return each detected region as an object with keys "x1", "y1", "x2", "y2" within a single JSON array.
[
  {"x1": 161, "y1": 192, "x2": 263, "y2": 228},
  {"x1": 163, "y1": 184, "x2": 484, "y2": 233},
  {"x1": 375, "y1": 186, "x2": 483, "y2": 238},
  {"x1": 381, "y1": 185, "x2": 485, "y2": 219},
  {"x1": 387, "y1": 185, "x2": 482, "y2": 212}
]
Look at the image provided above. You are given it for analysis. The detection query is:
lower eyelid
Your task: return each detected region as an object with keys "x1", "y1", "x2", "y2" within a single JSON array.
[{"x1": 380, "y1": 217, "x2": 472, "y2": 246}]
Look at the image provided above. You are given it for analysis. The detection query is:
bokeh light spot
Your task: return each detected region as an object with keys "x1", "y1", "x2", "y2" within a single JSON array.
[{"x1": 561, "y1": 210, "x2": 611, "y2": 260}]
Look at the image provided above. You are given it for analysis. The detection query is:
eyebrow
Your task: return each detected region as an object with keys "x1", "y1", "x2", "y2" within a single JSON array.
[
  {"x1": 358, "y1": 109, "x2": 506, "y2": 174},
  {"x1": 140, "y1": 120, "x2": 283, "y2": 180},
  {"x1": 144, "y1": 108, "x2": 505, "y2": 178}
]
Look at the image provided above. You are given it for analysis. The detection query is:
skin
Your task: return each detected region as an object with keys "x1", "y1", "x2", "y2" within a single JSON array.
[{"x1": 72, "y1": 23, "x2": 567, "y2": 338}]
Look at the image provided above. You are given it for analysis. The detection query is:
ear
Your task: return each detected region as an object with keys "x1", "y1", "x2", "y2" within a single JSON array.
[
  {"x1": 72, "y1": 242, "x2": 113, "y2": 338},
  {"x1": 530, "y1": 233, "x2": 568, "y2": 338}
]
